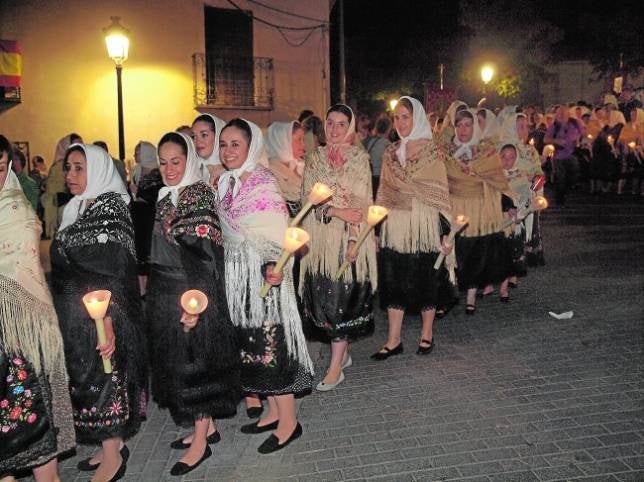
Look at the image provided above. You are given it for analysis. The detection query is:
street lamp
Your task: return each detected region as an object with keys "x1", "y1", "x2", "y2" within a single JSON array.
[
  {"x1": 480, "y1": 65, "x2": 494, "y2": 85},
  {"x1": 103, "y1": 16, "x2": 129, "y2": 161},
  {"x1": 389, "y1": 98, "x2": 399, "y2": 111}
]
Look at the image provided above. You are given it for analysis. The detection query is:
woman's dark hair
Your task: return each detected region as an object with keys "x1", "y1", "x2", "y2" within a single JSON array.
[
  {"x1": 298, "y1": 109, "x2": 314, "y2": 123},
  {"x1": 192, "y1": 114, "x2": 216, "y2": 131},
  {"x1": 0, "y1": 135, "x2": 13, "y2": 163},
  {"x1": 69, "y1": 132, "x2": 82, "y2": 144},
  {"x1": 375, "y1": 116, "x2": 392, "y2": 135},
  {"x1": 326, "y1": 104, "x2": 353, "y2": 123},
  {"x1": 477, "y1": 109, "x2": 488, "y2": 118},
  {"x1": 398, "y1": 98, "x2": 413, "y2": 115},
  {"x1": 221, "y1": 118, "x2": 252, "y2": 143},
  {"x1": 32, "y1": 155, "x2": 45, "y2": 165},
  {"x1": 93, "y1": 140, "x2": 109, "y2": 152},
  {"x1": 455, "y1": 104, "x2": 468, "y2": 115},
  {"x1": 64, "y1": 144, "x2": 86, "y2": 162},
  {"x1": 176, "y1": 124, "x2": 191, "y2": 132},
  {"x1": 500, "y1": 143, "x2": 517, "y2": 153},
  {"x1": 454, "y1": 109, "x2": 474, "y2": 125},
  {"x1": 305, "y1": 116, "x2": 326, "y2": 145},
  {"x1": 292, "y1": 121, "x2": 303, "y2": 133},
  {"x1": 158, "y1": 132, "x2": 188, "y2": 156}
]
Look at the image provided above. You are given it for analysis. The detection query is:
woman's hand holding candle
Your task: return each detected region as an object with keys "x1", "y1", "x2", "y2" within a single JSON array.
[
  {"x1": 260, "y1": 228, "x2": 310, "y2": 297},
  {"x1": 96, "y1": 316, "x2": 116, "y2": 359},
  {"x1": 179, "y1": 290, "x2": 209, "y2": 333},
  {"x1": 290, "y1": 182, "x2": 333, "y2": 227},
  {"x1": 180, "y1": 312, "x2": 199, "y2": 331},
  {"x1": 434, "y1": 214, "x2": 468, "y2": 270}
]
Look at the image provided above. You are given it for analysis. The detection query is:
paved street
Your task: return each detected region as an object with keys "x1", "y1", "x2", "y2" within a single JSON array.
[{"x1": 29, "y1": 191, "x2": 644, "y2": 481}]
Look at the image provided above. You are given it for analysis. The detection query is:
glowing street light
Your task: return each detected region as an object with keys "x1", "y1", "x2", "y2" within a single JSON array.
[
  {"x1": 103, "y1": 16, "x2": 130, "y2": 161},
  {"x1": 481, "y1": 65, "x2": 494, "y2": 85},
  {"x1": 389, "y1": 98, "x2": 399, "y2": 111}
]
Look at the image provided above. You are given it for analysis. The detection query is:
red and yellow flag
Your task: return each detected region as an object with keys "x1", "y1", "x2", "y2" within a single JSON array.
[{"x1": 0, "y1": 40, "x2": 22, "y2": 88}]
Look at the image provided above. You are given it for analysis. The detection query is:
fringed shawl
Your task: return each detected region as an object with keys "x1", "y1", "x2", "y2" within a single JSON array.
[
  {"x1": 0, "y1": 186, "x2": 66, "y2": 374},
  {"x1": 445, "y1": 139, "x2": 510, "y2": 237},
  {"x1": 299, "y1": 145, "x2": 377, "y2": 288},
  {"x1": 218, "y1": 166, "x2": 312, "y2": 373}
]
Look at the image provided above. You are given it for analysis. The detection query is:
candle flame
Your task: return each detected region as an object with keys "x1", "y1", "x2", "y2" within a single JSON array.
[
  {"x1": 529, "y1": 138, "x2": 535, "y2": 145},
  {"x1": 456, "y1": 214, "x2": 466, "y2": 223},
  {"x1": 188, "y1": 297, "x2": 198, "y2": 309},
  {"x1": 629, "y1": 141, "x2": 636, "y2": 149}
]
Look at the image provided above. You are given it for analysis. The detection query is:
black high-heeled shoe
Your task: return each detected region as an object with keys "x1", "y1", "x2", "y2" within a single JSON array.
[
  {"x1": 77, "y1": 445, "x2": 130, "y2": 472},
  {"x1": 105, "y1": 454, "x2": 127, "y2": 482},
  {"x1": 246, "y1": 406, "x2": 263, "y2": 419},
  {"x1": 170, "y1": 431, "x2": 221, "y2": 449},
  {"x1": 170, "y1": 445, "x2": 212, "y2": 476},
  {"x1": 465, "y1": 304, "x2": 476, "y2": 315}
]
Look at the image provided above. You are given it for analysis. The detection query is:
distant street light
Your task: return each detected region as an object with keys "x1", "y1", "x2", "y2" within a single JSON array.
[
  {"x1": 103, "y1": 16, "x2": 129, "y2": 161},
  {"x1": 389, "y1": 99, "x2": 399, "y2": 111},
  {"x1": 481, "y1": 65, "x2": 494, "y2": 85}
]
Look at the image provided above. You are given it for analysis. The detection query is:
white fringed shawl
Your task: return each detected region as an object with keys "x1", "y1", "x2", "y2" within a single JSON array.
[{"x1": 218, "y1": 165, "x2": 313, "y2": 373}]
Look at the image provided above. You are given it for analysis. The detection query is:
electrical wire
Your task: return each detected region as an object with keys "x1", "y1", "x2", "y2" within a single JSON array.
[
  {"x1": 245, "y1": 0, "x2": 329, "y2": 24},
  {"x1": 224, "y1": 0, "x2": 326, "y2": 31}
]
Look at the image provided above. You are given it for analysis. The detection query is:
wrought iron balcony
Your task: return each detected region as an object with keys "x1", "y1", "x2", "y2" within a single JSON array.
[{"x1": 193, "y1": 53, "x2": 274, "y2": 110}]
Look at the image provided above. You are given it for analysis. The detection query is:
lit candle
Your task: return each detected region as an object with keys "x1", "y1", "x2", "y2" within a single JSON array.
[
  {"x1": 607, "y1": 135, "x2": 614, "y2": 146},
  {"x1": 335, "y1": 205, "x2": 389, "y2": 280},
  {"x1": 587, "y1": 134, "x2": 593, "y2": 140},
  {"x1": 628, "y1": 141, "x2": 636, "y2": 150},
  {"x1": 501, "y1": 195, "x2": 549, "y2": 229},
  {"x1": 433, "y1": 214, "x2": 469, "y2": 270},
  {"x1": 289, "y1": 182, "x2": 333, "y2": 227},
  {"x1": 544, "y1": 144, "x2": 555, "y2": 158},
  {"x1": 260, "y1": 227, "x2": 311, "y2": 297},
  {"x1": 529, "y1": 138, "x2": 535, "y2": 146},
  {"x1": 82, "y1": 290, "x2": 113, "y2": 374},
  {"x1": 180, "y1": 289, "x2": 209, "y2": 332}
]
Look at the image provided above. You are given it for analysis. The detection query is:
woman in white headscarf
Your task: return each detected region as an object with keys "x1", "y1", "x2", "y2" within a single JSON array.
[
  {"x1": 50, "y1": 144, "x2": 146, "y2": 481},
  {"x1": 42, "y1": 133, "x2": 82, "y2": 238},
  {"x1": 217, "y1": 119, "x2": 312, "y2": 454},
  {"x1": 0, "y1": 136, "x2": 75, "y2": 482},
  {"x1": 371, "y1": 96, "x2": 454, "y2": 360},
  {"x1": 146, "y1": 132, "x2": 239, "y2": 476},
  {"x1": 299, "y1": 104, "x2": 376, "y2": 391},
  {"x1": 620, "y1": 108, "x2": 644, "y2": 195},
  {"x1": 437, "y1": 100, "x2": 468, "y2": 144},
  {"x1": 442, "y1": 108, "x2": 511, "y2": 314},
  {"x1": 266, "y1": 121, "x2": 306, "y2": 218},
  {"x1": 477, "y1": 108, "x2": 499, "y2": 140},
  {"x1": 130, "y1": 141, "x2": 163, "y2": 296},
  {"x1": 498, "y1": 112, "x2": 545, "y2": 270},
  {"x1": 191, "y1": 113, "x2": 227, "y2": 185}
]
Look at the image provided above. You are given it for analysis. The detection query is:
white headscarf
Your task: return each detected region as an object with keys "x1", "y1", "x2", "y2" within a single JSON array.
[
  {"x1": 133, "y1": 140, "x2": 158, "y2": 184},
  {"x1": 453, "y1": 109, "x2": 482, "y2": 160},
  {"x1": 157, "y1": 132, "x2": 203, "y2": 206},
  {"x1": 478, "y1": 108, "x2": 499, "y2": 139},
  {"x1": 394, "y1": 96, "x2": 432, "y2": 167},
  {"x1": 217, "y1": 119, "x2": 264, "y2": 199},
  {"x1": 2, "y1": 160, "x2": 21, "y2": 192},
  {"x1": 193, "y1": 114, "x2": 226, "y2": 182},
  {"x1": 498, "y1": 112, "x2": 527, "y2": 145},
  {"x1": 59, "y1": 144, "x2": 130, "y2": 231},
  {"x1": 266, "y1": 121, "x2": 304, "y2": 175}
]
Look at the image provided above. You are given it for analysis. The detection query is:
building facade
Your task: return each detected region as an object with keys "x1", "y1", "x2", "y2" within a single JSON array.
[{"x1": 0, "y1": 0, "x2": 330, "y2": 165}]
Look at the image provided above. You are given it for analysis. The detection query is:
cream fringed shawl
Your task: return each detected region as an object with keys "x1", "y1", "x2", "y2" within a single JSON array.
[
  {"x1": 218, "y1": 166, "x2": 312, "y2": 373},
  {"x1": 0, "y1": 181, "x2": 66, "y2": 374},
  {"x1": 377, "y1": 140, "x2": 451, "y2": 253},
  {"x1": 445, "y1": 139, "x2": 511, "y2": 237},
  {"x1": 299, "y1": 145, "x2": 377, "y2": 289}
]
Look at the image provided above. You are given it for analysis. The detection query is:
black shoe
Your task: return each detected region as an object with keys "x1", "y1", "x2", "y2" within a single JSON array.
[
  {"x1": 370, "y1": 343, "x2": 403, "y2": 360},
  {"x1": 78, "y1": 445, "x2": 130, "y2": 472},
  {"x1": 465, "y1": 304, "x2": 476, "y2": 315},
  {"x1": 416, "y1": 338, "x2": 434, "y2": 355},
  {"x1": 500, "y1": 295, "x2": 510, "y2": 303},
  {"x1": 105, "y1": 454, "x2": 127, "y2": 482},
  {"x1": 169, "y1": 445, "x2": 212, "y2": 476},
  {"x1": 241, "y1": 419, "x2": 279, "y2": 434},
  {"x1": 508, "y1": 281, "x2": 518, "y2": 289},
  {"x1": 246, "y1": 406, "x2": 263, "y2": 419},
  {"x1": 257, "y1": 423, "x2": 302, "y2": 454},
  {"x1": 435, "y1": 308, "x2": 446, "y2": 319},
  {"x1": 170, "y1": 431, "x2": 221, "y2": 450}
]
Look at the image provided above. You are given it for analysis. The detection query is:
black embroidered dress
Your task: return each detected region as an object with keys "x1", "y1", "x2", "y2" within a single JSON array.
[
  {"x1": 147, "y1": 182, "x2": 240, "y2": 426},
  {"x1": 50, "y1": 192, "x2": 147, "y2": 444}
]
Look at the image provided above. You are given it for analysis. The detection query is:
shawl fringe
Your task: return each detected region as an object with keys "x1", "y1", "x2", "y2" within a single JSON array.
[{"x1": 0, "y1": 275, "x2": 67, "y2": 375}]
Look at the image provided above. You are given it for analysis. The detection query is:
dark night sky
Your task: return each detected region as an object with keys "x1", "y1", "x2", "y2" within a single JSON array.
[{"x1": 330, "y1": 0, "x2": 643, "y2": 104}]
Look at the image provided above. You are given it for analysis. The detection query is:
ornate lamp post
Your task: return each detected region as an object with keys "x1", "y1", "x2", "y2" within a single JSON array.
[{"x1": 103, "y1": 17, "x2": 129, "y2": 161}]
